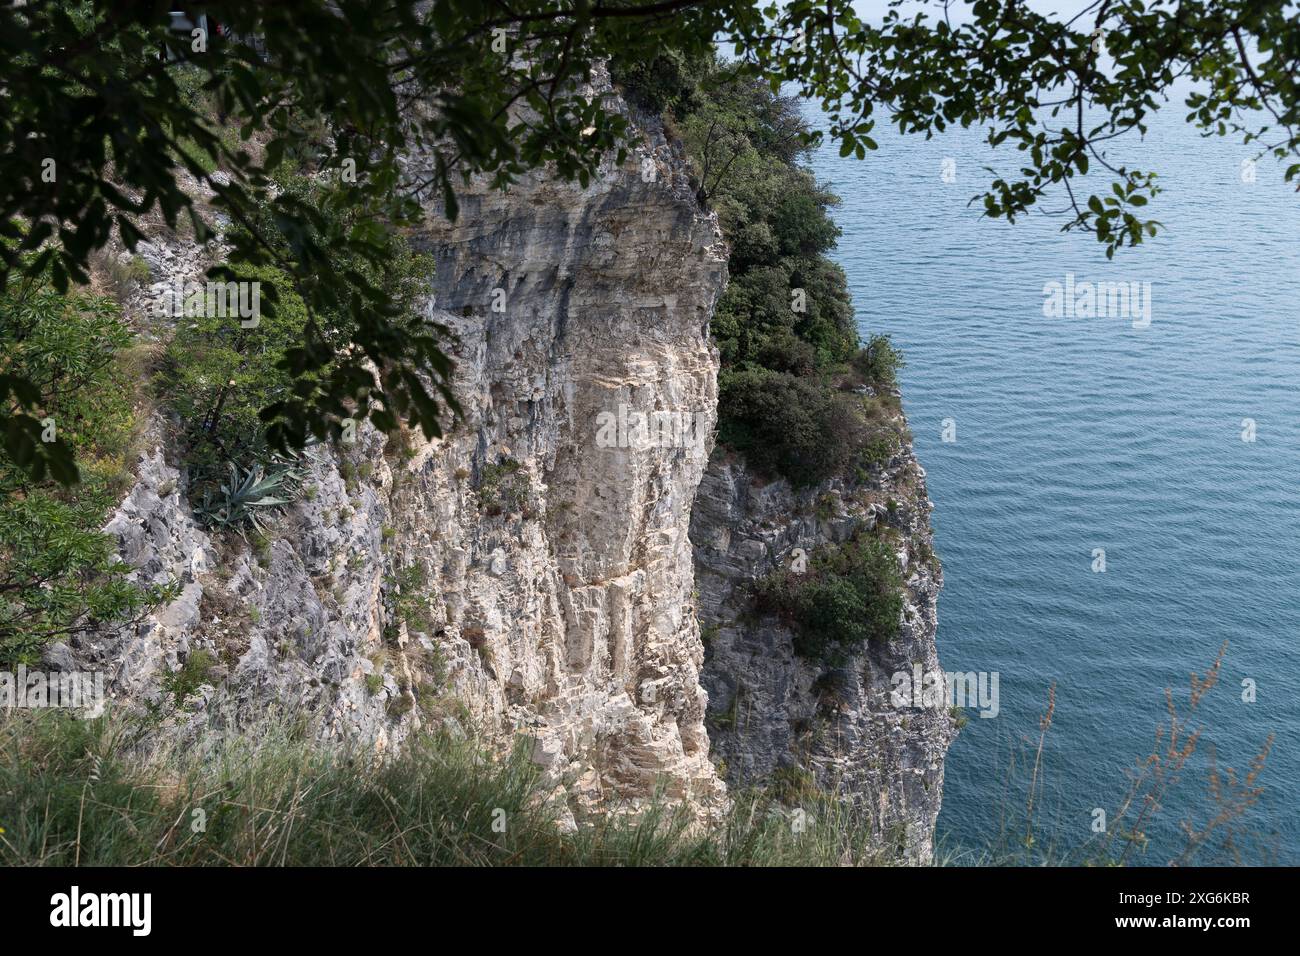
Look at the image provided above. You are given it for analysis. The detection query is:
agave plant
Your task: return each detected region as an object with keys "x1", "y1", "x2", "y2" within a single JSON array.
[{"x1": 197, "y1": 460, "x2": 301, "y2": 535}]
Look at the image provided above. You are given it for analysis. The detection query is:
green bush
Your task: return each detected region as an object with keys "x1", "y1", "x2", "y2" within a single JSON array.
[
  {"x1": 857, "y1": 433, "x2": 899, "y2": 474},
  {"x1": 610, "y1": 48, "x2": 700, "y2": 115},
  {"x1": 851, "y1": 334, "x2": 905, "y2": 390},
  {"x1": 384, "y1": 564, "x2": 435, "y2": 642},
  {"x1": 753, "y1": 534, "x2": 904, "y2": 661},
  {"x1": 477, "y1": 459, "x2": 530, "y2": 517},
  {"x1": 717, "y1": 368, "x2": 864, "y2": 487},
  {"x1": 0, "y1": 282, "x2": 173, "y2": 665},
  {"x1": 617, "y1": 51, "x2": 897, "y2": 487},
  {"x1": 162, "y1": 649, "x2": 216, "y2": 706}
]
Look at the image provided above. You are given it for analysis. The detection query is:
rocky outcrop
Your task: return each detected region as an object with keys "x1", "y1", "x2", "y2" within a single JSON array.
[
  {"x1": 63, "y1": 90, "x2": 728, "y2": 823},
  {"x1": 390, "y1": 100, "x2": 729, "y2": 817},
  {"x1": 691, "y1": 417, "x2": 954, "y2": 862},
  {"x1": 53, "y1": 78, "x2": 951, "y2": 853}
]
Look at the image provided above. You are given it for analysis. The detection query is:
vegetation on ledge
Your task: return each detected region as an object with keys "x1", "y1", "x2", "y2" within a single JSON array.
[
  {"x1": 0, "y1": 270, "x2": 175, "y2": 666},
  {"x1": 614, "y1": 51, "x2": 905, "y2": 488},
  {"x1": 158, "y1": 171, "x2": 440, "y2": 536},
  {"x1": 752, "y1": 532, "x2": 904, "y2": 661}
]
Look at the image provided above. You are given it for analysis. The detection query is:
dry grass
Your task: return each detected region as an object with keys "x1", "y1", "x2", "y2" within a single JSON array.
[{"x1": 0, "y1": 710, "x2": 900, "y2": 867}]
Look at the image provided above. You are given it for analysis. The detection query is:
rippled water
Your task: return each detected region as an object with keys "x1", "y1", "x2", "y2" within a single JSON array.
[{"x1": 807, "y1": 97, "x2": 1300, "y2": 864}]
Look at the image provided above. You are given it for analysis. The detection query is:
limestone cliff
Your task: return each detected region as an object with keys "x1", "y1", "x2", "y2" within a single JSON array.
[
  {"x1": 55, "y1": 85, "x2": 950, "y2": 853},
  {"x1": 67, "y1": 97, "x2": 726, "y2": 824}
]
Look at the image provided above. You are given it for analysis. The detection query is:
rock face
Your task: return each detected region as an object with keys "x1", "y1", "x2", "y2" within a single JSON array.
[
  {"x1": 691, "y1": 423, "x2": 955, "y2": 862},
  {"x1": 58, "y1": 84, "x2": 951, "y2": 852},
  {"x1": 66, "y1": 97, "x2": 728, "y2": 823},
  {"x1": 390, "y1": 105, "x2": 729, "y2": 817}
]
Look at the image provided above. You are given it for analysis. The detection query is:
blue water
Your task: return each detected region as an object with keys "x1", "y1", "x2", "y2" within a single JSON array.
[{"x1": 807, "y1": 98, "x2": 1300, "y2": 864}]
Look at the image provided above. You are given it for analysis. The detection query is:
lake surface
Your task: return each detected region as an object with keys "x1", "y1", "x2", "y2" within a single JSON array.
[{"x1": 807, "y1": 97, "x2": 1300, "y2": 864}]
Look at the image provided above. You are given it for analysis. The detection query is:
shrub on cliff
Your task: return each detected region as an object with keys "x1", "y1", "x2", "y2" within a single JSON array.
[
  {"x1": 717, "y1": 368, "x2": 862, "y2": 487},
  {"x1": 677, "y1": 73, "x2": 859, "y2": 378},
  {"x1": 0, "y1": 278, "x2": 173, "y2": 664},
  {"x1": 851, "y1": 334, "x2": 905, "y2": 391},
  {"x1": 160, "y1": 264, "x2": 310, "y2": 515},
  {"x1": 616, "y1": 52, "x2": 889, "y2": 488},
  {"x1": 752, "y1": 534, "x2": 904, "y2": 660},
  {"x1": 160, "y1": 180, "x2": 439, "y2": 528}
]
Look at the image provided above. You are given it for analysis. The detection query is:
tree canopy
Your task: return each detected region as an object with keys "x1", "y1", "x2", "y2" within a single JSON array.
[{"x1": 2, "y1": 0, "x2": 1296, "y2": 484}]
